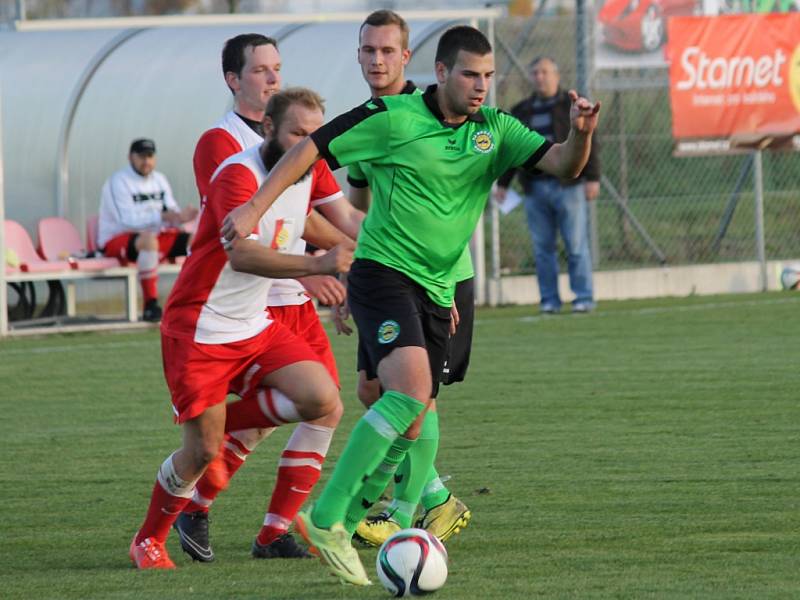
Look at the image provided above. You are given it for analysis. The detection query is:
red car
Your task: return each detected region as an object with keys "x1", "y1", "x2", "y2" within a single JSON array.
[{"x1": 598, "y1": 0, "x2": 698, "y2": 52}]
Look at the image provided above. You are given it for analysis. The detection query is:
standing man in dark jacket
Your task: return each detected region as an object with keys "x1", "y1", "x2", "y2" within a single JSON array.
[{"x1": 496, "y1": 56, "x2": 600, "y2": 314}]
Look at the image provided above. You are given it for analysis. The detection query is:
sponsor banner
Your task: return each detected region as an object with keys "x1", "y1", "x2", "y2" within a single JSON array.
[
  {"x1": 667, "y1": 13, "x2": 800, "y2": 141},
  {"x1": 595, "y1": 0, "x2": 800, "y2": 71}
]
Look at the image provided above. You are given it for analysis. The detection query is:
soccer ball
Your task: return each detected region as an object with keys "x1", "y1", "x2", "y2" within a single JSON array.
[
  {"x1": 780, "y1": 265, "x2": 800, "y2": 290},
  {"x1": 376, "y1": 528, "x2": 448, "y2": 597}
]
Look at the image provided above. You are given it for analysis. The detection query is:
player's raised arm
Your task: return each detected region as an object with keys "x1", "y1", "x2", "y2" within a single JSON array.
[
  {"x1": 221, "y1": 136, "x2": 321, "y2": 241},
  {"x1": 535, "y1": 89, "x2": 600, "y2": 179}
]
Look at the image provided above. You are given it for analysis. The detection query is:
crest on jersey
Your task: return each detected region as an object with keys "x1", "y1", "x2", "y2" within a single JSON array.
[
  {"x1": 275, "y1": 226, "x2": 290, "y2": 249},
  {"x1": 377, "y1": 320, "x2": 400, "y2": 344},
  {"x1": 472, "y1": 130, "x2": 494, "y2": 154}
]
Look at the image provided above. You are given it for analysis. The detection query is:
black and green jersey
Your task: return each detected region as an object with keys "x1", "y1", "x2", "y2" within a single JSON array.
[
  {"x1": 312, "y1": 84, "x2": 551, "y2": 306},
  {"x1": 346, "y1": 82, "x2": 476, "y2": 286}
]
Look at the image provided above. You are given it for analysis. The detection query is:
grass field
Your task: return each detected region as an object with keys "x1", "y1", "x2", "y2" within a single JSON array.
[{"x1": 2, "y1": 293, "x2": 799, "y2": 599}]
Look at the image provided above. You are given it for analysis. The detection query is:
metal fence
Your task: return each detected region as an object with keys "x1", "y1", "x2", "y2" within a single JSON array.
[{"x1": 490, "y1": 12, "x2": 800, "y2": 280}]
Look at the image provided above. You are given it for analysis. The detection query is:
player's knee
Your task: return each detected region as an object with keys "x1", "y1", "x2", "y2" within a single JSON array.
[
  {"x1": 137, "y1": 231, "x2": 158, "y2": 250},
  {"x1": 323, "y1": 395, "x2": 344, "y2": 426},
  {"x1": 299, "y1": 380, "x2": 340, "y2": 421}
]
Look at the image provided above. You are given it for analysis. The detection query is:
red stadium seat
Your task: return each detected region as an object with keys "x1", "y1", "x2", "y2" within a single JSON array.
[
  {"x1": 4, "y1": 220, "x2": 72, "y2": 273},
  {"x1": 38, "y1": 217, "x2": 120, "y2": 271}
]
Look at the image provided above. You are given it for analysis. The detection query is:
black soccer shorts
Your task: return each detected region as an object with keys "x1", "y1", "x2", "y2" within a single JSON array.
[
  {"x1": 441, "y1": 277, "x2": 475, "y2": 386},
  {"x1": 349, "y1": 259, "x2": 450, "y2": 399}
]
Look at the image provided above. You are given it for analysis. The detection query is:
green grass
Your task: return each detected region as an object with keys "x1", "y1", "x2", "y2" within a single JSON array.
[{"x1": 2, "y1": 293, "x2": 799, "y2": 599}]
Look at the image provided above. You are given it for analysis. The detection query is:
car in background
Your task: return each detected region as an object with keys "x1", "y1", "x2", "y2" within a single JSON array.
[{"x1": 598, "y1": 0, "x2": 698, "y2": 52}]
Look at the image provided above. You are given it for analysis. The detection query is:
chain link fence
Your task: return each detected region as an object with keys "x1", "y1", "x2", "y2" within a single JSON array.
[{"x1": 490, "y1": 11, "x2": 800, "y2": 280}]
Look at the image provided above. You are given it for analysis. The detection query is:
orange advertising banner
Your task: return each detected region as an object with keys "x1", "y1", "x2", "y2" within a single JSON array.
[{"x1": 666, "y1": 14, "x2": 800, "y2": 141}]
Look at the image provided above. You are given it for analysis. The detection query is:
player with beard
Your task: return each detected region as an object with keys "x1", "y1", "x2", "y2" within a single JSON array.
[
  {"x1": 175, "y1": 33, "x2": 363, "y2": 563},
  {"x1": 130, "y1": 87, "x2": 355, "y2": 570}
]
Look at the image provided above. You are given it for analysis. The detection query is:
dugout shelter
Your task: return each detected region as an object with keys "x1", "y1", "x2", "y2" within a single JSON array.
[{"x1": 0, "y1": 9, "x2": 501, "y2": 336}]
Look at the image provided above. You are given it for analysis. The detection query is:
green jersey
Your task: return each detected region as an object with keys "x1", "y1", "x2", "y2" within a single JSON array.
[
  {"x1": 346, "y1": 83, "x2": 476, "y2": 287},
  {"x1": 312, "y1": 85, "x2": 550, "y2": 306}
]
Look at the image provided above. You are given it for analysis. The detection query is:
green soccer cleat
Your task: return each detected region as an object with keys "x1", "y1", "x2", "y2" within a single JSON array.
[
  {"x1": 353, "y1": 511, "x2": 401, "y2": 547},
  {"x1": 416, "y1": 494, "x2": 471, "y2": 542},
  {"x1": 295, "y1": 508, "x2": 372, "y2": 586}
]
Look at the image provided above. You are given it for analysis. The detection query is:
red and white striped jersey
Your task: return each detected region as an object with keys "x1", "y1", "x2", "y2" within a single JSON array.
[
  {"x1": 268, "y1": 163, "x2": 343, "y2": 306},
  {"x1": 161, "y1": 145, "x2": 314, "y2": 344},
  {"x1": 97, "y1": 165, "x2": 179, "y2": 248},
  {"x1": 192, "y1": 109, "x2": 345, "y2": 307},
  {"x1": 193, "y1": 111, "x2": 264, "y2": 204}
]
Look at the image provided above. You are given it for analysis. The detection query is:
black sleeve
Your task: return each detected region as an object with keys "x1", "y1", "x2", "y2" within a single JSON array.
[
  {"x1": 519, "y1": 140, "x2": 554, "y2": 174},
  {"x1": 310, "y1": 98, "x2": 388, "y2": 171},
  {"x1": 346, "y1": 175, "x2": 369, "y2": 188}
]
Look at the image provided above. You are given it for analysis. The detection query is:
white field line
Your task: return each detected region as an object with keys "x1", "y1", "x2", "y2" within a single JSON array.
[
  {"x1": 476, "y1": 295, "x2": 800, "y2": 326},
  {"x1": 2, "y1": 296, "x2": 798, "y2": 356}
]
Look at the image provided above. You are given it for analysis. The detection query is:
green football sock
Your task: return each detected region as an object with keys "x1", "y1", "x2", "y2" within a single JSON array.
[
  {"x1": 391, "y1": 410, "x2": 440, "y2": 528},
  {"x1": 421, "y1": 464, "x2": 450, "y2": 511},
  {"x1": 344, "y1": 435, "x2": 415, "y2": 534},
  {"x1": 311, "y1": 391, "x2": 425, "y2": 529}
]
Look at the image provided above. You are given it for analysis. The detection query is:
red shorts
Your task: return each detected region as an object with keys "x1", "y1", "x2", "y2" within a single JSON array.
[
  {"x1": 268, "y1": 302, "x2": 339, "y2": 387},
  {"x1": 162, "y1": 321, "x2": 320, "y2": 424},
  {"x1": 103, "y1": 229, "x2": 182, "y2": 262}
]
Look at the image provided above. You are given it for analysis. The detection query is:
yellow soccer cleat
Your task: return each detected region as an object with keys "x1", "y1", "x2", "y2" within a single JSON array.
[
  {"x1": 295, "y1": 508, "x2": 371, "y2": 586},
  {"x1": 416, "y1": 494, "x2": 471, "y2": 542},
  {"x1": 353, "y1": 512, "x2": 402, "y2": 547}
]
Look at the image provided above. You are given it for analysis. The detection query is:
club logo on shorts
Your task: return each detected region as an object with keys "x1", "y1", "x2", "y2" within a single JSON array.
[
  {"x1": 472, "y1": 130, "x2": 494, "y2": 154},
  {"x1": 377, "y1": 320, "x2": 400, "y2": 344}
]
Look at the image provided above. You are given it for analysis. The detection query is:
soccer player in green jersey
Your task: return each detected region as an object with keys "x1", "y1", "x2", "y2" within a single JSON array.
[
  {"x1": 340, "y1": 9, "x2": 473, "y2": 549},
  {"x1": 222, "y1": 25, "x2": 600, "y2": 586}
]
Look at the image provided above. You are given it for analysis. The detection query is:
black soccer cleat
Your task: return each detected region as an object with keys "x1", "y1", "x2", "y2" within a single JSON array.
[
  {"x1": 142, "y1": 299, "x2": 163, "y2": 322},
  {"x1": 250, "y1": 533, "x2": 314, "y2": 558},
  {"x1": 173, "y1": 511, "x2": 214, "y2": 562},
  {"x1": 251, "y1": 533, "x2": 313, "y2": 559}
]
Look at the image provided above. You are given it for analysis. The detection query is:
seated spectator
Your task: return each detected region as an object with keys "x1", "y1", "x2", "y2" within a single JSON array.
[{"x1": 97, "y1": 138, "x2": 198, "y2": 321}]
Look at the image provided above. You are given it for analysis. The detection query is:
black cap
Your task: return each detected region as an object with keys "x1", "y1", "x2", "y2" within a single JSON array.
[{"x1": 130, "y1": 138, "x2": 156, "y2": 155}]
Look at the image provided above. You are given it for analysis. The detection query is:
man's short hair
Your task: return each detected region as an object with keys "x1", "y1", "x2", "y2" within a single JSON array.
[
  {"x1": 435, "y1": 25, "x2": 492, "y2": 70},
  {"x1": 221, "y1": 33, "x2": 278, "y2": 80},
  {"x1": 359, "y1": 9, "x2": 410, "y2": 49},
  {"x1": 265, "y1": 87, "x2": 325, "y2": 130},
  {"x1": 529, "y1": 55, "x2": 559, "y2": 71}
]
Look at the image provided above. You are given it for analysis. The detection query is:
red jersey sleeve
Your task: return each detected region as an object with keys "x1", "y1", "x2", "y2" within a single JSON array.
[
  {"x1": 193, "y1": 128, "x2": 242, "y2": 202},
  {"x1": 205, "y1": 164, "x2": 260, "y2": 237},
  {"x1": 309, "y1": 160, "x2": 344, "y2": 208}
]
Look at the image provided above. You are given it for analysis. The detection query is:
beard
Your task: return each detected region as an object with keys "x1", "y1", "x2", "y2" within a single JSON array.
[{"x1": 260, "y1": 138, "x2": 313, "y2": 183}]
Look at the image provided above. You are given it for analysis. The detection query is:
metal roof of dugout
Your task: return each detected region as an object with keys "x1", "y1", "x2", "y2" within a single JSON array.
[{"x1": 0, "y1": 9, "x2": 501, "y2": 335}]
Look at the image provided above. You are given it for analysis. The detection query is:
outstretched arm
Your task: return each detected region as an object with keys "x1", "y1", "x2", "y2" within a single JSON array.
[
  {"x1": 535, "y1": 90, "x2": 601, "y2": 179},
  {"x1": 227, "y1": 237, "x2": 354, "y2": 279},
  {"x1": 221, "y1": 137, "x2": 321, "y2": 241}
]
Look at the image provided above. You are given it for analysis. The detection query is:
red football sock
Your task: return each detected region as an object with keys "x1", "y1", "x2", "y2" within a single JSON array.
[
  {"x1": 183, "y1": 434, "x2": 248, "y2": 513},
  {"x1": 137, "y1": 249, "x2": 159, "y2": 303},
  {"x1": 256, "y1": 423, "x2": 333, "y2": 545},
  {"x1": 140, "y1": 277, "x2": 158, "y2": 304},
  {"x1": 135, "y1": 479, "x2": 191, "y2": 544}
]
